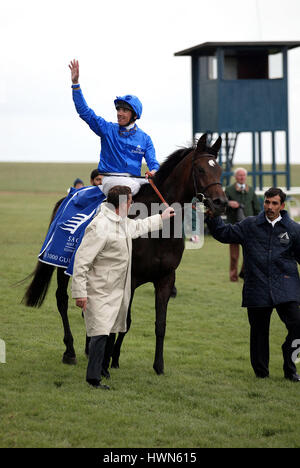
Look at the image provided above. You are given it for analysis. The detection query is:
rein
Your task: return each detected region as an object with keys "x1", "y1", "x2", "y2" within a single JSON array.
[
  {"x1": 101, "y1": 154, "x2": 222, "y2": 211},
  {"x1": 146, "y1": 174, "x2": 169, "y2": 208}
]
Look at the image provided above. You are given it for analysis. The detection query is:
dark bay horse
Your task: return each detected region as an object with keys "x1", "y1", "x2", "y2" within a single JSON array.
[{"x1": 23, "y1": 134, "x2": 227, "y2": 375}]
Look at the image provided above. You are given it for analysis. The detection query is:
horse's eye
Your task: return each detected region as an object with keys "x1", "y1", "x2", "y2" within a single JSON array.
[{"x1": 197, "y1": 167, "x2": 205, "y2": 174}]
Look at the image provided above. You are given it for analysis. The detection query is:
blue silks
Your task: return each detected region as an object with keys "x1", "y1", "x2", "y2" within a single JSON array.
[
  {"x1": 72, "y1": 87, "x2": 159, "y2": 176},
  {"x1": 38, "y1": 185, "x2": 106, "y2": 275}
]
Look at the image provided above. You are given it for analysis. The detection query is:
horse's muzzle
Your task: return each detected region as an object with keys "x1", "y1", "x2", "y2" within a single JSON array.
[{"x1": 204, "y1": 197, "x2": 228, "y2": 216}]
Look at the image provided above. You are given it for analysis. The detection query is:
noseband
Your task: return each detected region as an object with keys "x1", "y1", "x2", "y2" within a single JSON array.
[{"x1": 192, "y1": 153, "x2": 222, "y2": 204}]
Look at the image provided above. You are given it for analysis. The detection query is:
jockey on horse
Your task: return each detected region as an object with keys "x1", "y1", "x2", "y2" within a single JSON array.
[{"x1": 69, "y1": 59, "x2": 160, "y2": 195}]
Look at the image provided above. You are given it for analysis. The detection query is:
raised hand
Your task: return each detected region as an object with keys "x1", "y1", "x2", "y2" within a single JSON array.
[{"x1": 69, "y1": 59, "x2": 79, "y2": 84}]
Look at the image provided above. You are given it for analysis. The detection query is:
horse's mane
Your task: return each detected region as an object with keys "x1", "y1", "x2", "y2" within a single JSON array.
[
  {"x1": 153, "y1": 145, "x2": 195, "y2": 186},
  {"x1": 135, "y1": 139, "x2": 217, "y2": 200},
  {"x1": 153, "y1": 139, "x2": 220, "y2": 187},
  {"x1": 134, "y1": 145, "x2": 195, "y2": 200}
]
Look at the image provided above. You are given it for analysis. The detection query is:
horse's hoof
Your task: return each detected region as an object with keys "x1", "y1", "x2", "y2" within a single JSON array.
[
  {"x1": 170, "y1": 285, "x2": 177, "y2": 298},
  {"x1": 101, "y1": 369, "x2": 111, "y2": 379},
  {"x1": 153, "y1": 365, "x2": 164, "y2": 375},
  {"x1": 62, "y1": 355, "x2": 77, "y2": 365},
  {"x1": 111, "y1": 361, "x2": 119, "y2": 369}
]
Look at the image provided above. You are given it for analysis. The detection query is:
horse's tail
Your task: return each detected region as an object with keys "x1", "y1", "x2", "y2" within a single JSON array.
[
  {"x1": 49, "y1": 196, "x2": 66, "y2": 226},
  {"x1": 21, "y1": 196, "x2": 66, "y2": 307},
  {"x1": 22, "y1": 260, "x2": 55, "y2": 308}
]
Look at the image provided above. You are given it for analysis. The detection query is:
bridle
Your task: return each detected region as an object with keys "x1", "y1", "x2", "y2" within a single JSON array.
[{"x1": 192, "y1": 153, "x2": 222, "y2": 205}]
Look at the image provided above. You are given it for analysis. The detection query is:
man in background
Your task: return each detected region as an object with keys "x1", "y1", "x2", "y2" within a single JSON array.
[
  {"x1": 90, "y1": 169, "x2": 103, "y2": 187},
  {"x1": 225, "y1": 168, "x2": 261, "y2": 281},
  {"x1": 73, "y1": 178, "x2": 84, "y2": 189}
]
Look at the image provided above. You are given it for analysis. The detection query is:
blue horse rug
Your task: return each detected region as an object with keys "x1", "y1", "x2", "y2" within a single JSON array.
[{"x1": 38, "y1": 185, "x2": 106, "y2": 276}]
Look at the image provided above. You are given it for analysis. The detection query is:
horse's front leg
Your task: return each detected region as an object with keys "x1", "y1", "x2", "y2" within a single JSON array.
[
  {"x1": 56, "y1": 268, "x2": 76, "y2": 365},
  {"x1": 153, "y1": 272, "x2": 175, "y2": 375}
]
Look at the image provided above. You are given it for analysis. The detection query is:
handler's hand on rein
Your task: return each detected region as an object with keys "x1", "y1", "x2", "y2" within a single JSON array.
[
  {"x1": 205, "y1": 209, "x2": 214, "y2": 219},
  {"x1": 76, "y1": 297, "x2": 87, "y2": 312},
  {"x1": 161, "y1": 207, "x2": 175, "y2": 220}
]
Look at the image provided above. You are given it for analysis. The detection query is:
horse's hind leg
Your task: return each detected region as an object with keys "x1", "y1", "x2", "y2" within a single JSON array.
[
  {"x1": 101, "y1": 333, "x2": 116, "y2": 378},
  {"x1": 110, "y1": 280, "x2": 137, "y2": 369},
  {"x1": 111, "y1": 332, "x2": 126, "y2": 369},
  {"x1": 85, "y1": 334, "x2": 90, "y2": 357},
  {"x1": 111, "y1": 300, "x2": 133, "y2": 369},
  {"x1": 56, "y1": 268, "x2": 77, "y2": 365}
]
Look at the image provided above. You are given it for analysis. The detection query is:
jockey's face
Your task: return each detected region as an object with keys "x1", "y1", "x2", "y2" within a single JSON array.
[{"x1": 117, "y1": 107, "x2": 134, "y2": 127}]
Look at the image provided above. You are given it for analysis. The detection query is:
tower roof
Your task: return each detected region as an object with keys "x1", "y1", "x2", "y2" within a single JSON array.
[{"x1": 174, "y1": 41, "x2": 300, "y2": 56}]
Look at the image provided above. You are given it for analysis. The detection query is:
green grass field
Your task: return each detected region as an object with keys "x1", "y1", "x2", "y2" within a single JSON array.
[{"x1": 1, "y1": 162, "x2": 300, "y2": 448}]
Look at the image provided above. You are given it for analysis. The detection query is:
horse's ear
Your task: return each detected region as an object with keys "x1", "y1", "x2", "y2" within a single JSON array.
[
  {"x1": 196, "y1": 133, "x2": 207, "y2": 153},
  {"x1": 211, "y1": 136, "x2": 222, "y2": 157}
]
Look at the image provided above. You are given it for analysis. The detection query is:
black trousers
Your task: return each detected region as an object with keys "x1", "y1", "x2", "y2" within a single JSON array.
[
  {"x1": 247, "y1": 302, "x2": 300, "y2": 378},
  {"x1": 86, "y1": 335, "x2": 108, "y2": 386}
]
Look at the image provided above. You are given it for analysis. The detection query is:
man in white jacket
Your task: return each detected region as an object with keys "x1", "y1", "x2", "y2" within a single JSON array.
[{"x1": 72, "y1": 185, "x2": 175, "y2": 389}]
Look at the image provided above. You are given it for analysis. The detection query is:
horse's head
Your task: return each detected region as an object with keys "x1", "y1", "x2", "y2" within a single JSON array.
[
  {"x1": 151, "y1": 134, "x2": 227, "y2": 216},
  {"x1": 190, "y1": 134, "x2": 227, "y2": 216}
]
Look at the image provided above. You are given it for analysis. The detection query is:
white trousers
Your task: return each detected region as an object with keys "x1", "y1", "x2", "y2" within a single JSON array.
[{"x1": 101, "y1": 175, "x2": 149, "y2": 196}]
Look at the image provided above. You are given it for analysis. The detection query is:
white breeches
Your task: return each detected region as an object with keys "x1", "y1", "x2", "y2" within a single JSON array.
[{"x1": 101, "y1": 175, "x2": 149, "y2": 196}]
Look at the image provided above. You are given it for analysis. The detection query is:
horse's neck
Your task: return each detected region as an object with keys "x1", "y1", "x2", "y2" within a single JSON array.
[
  {"x1": 134, "y1": 183, "x2": 191, "y2": 209},
  {"x1": 161, "y1": 168, "x2": 194, "y2": 206},
  {"x1": 133, "y1": 163, "x2": 194, "y2": 208}
]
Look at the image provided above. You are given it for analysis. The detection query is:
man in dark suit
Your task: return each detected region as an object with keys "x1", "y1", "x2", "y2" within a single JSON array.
[{"x1": 207, "y1": 187, "x2": 300, "y2": 382}]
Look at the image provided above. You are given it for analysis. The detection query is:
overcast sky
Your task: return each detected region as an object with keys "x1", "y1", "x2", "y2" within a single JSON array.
[{"x1": 1, "y1": 0, "x2": 300, "y2": 165}]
